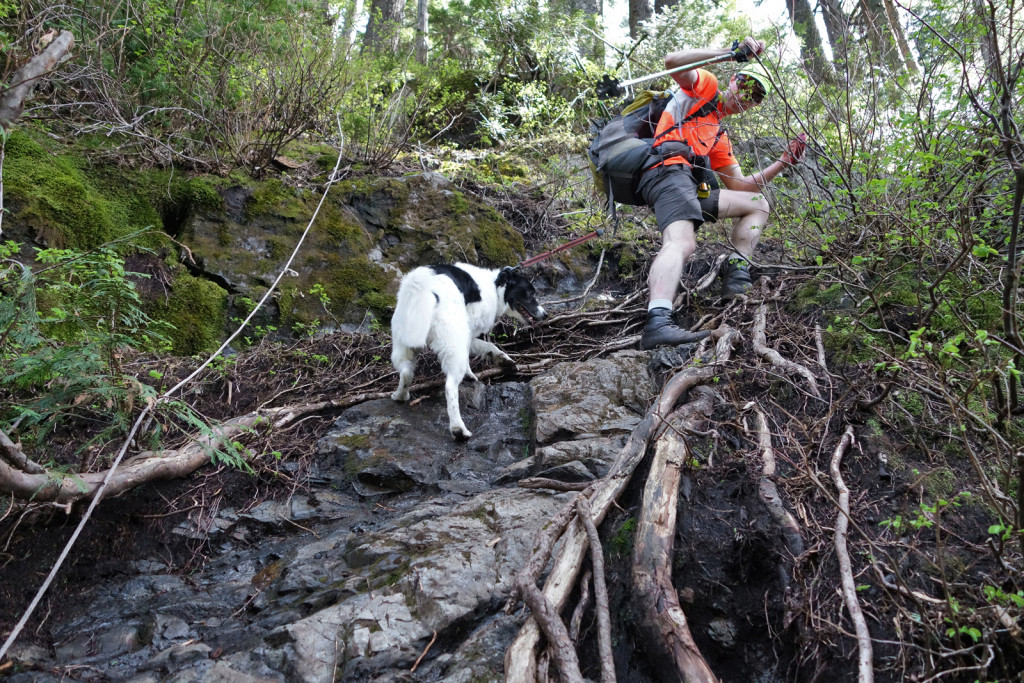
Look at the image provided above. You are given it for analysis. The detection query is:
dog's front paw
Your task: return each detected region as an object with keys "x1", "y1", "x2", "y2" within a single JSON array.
[
  {"x1": 485, "y1": 350, "x2": 515, "y2": 367},
  {"x1": 391, "y1": 389, "x2": 410, "y2": 402},
  {"x1": 450, "y1": 425, "x2": 473, "y2": 440}
]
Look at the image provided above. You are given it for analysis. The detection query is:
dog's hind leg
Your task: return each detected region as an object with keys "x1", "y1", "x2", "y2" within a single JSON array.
[
  {"x1": 391, "y1": 343, "x2": 416, "y2": 402},
  {"x1": 443, "y1": 370, "x2": 472, "y2": 439},
  {"x1": 471, "y1": 338, "x2": 514, "y2": 366},
  {"x1": 436, "y1": 327, "x2": 473, "y2": 439}
]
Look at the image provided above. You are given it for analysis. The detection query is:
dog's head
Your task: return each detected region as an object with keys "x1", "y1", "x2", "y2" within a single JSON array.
[{"x1": 496, "y1": 267, "x2": 546, "y2": 325}]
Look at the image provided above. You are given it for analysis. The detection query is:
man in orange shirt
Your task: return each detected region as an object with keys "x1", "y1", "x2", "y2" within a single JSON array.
[{"x1": 639, "y1": 38, "x2": 807, "y2": 350}]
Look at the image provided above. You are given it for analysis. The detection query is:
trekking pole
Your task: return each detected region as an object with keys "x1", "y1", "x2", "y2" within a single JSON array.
[
  {"x1": 517, "y1": 230, "x2": 605, "y2": 269},
  {"x1": 596, "y1": 51, "x2": 741, "y2": 99}
]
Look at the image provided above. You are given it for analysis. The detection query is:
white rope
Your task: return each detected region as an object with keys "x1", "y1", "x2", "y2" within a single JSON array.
[{"x1": 0, "y1": 118, "x2": 347, "y2": 661}]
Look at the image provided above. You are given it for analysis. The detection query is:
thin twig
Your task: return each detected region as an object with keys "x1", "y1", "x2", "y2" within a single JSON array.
[{"x1": 409, "y1": 630, "x2": 438, "y2": 673}]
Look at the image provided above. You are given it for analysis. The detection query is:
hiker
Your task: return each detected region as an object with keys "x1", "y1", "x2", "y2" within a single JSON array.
[{"x1": 638, "y1": 38, "x2": 807, "y2": 350}]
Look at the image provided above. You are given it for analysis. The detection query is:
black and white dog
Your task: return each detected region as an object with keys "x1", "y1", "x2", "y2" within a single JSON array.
[{"x1": 390, "y1": 264, "x2": 546, "y2": 439}]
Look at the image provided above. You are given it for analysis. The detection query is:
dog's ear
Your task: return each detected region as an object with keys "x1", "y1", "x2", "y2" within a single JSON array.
[{"x1": 496, "y1": 266, "x2": 517, "y2": 287}]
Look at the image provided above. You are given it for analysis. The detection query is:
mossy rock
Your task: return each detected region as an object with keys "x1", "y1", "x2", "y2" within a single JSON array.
[
  {"x1": 794, "y1": 278, "x2": 846, "y2": 311},
  {"x1": 183, "y1": 171, "x2": 525, "y2": 336},
  {"x1": 146, "y1": 271, "x2": 229, "y2": 355},
  {"x1": 2, "y1": 129, "x2": 222, "y2": 251}
]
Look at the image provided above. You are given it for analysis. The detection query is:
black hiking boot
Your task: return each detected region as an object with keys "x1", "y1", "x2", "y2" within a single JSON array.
[
  {"x1": 720, "y1": 258, "x2": 753, "y2": 298},
  {"x1": 639, "y1": 308, "x2": 712, "y2": 350}
]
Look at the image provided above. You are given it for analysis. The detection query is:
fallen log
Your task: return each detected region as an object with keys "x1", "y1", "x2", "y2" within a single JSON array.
[
  {"x1": 0, "y1": 30, "x2": 75, "y2": 130},
  {"x1": 0, "y1": 361, "x2": 559, "y2": 503}
]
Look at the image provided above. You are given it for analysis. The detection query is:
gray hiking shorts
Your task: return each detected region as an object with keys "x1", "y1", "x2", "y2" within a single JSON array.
[{"x1": 637, "y1": 163, "x2": 720, "y2": 230}]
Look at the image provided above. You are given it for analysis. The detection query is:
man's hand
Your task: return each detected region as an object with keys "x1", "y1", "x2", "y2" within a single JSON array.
[
  {"x1": 781, "y1": 133, "x2": 808, "y2": 165},
  {"x1": 731, "y1": 37, "x2": 766, "y2": 62}
]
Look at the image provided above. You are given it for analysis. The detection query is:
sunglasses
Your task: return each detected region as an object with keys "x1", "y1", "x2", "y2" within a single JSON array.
[{"x1": 735, "y1": 74, "x2": 766, "y2": 104}]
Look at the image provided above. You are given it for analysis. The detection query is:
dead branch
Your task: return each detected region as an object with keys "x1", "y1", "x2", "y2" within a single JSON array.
[
  {"x1": 752, "y1": 304, "x2": 821, "y2": 398},
  {"x1": 0, "y1": 398, "x2": 342, "y2": 503},
  {"x1": 830, "y1": 426, "x2": 874, "y2": 683},
  {"x1": 505, "y1": 327, "x2": 739, "y2": 682},
  {"x1": 577, "y1": 496, "x2": 615, "y2": 683},
  {"x1": 694, "y1": 253, "x2": 729, "y2": 294},
  {"x1": 0, "y1": 429, "x2": 45, "y2": 475},
  {"x1": 0, "y1": 31, "x2": 76, "y2": 129},
  {"x1": 632, "y1": 389, "x2": 719, "y2": 683}
]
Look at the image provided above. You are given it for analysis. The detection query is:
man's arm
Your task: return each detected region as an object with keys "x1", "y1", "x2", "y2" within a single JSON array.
[
  {"x1": 717, "y1": 160, "x2": 786, "y2": 192},
  {"x1": 666, "y1": 37, "x2": 765, "y2": 90},
  {"x1": 717, "y1": 136, "x2": 807, "y2": 192}
]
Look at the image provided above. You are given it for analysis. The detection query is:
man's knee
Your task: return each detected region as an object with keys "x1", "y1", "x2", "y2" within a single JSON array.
[
  {"x1": 662, "y1": 220, "x2": 697, "y2": 260},
  {"x1": 720, "y1": 190, "x2": 770, "y2": 223},
  {"x1": 751, "y1": 194, "x2": 771, "y2": 222}
]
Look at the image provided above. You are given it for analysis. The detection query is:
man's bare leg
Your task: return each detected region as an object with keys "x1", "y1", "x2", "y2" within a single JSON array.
[
  {"x1": 641, "y1": 219, "x2": 711, "y2": 349},
  {"x1": 716, "y1": 190, "x2": 771, "y2": 296}
]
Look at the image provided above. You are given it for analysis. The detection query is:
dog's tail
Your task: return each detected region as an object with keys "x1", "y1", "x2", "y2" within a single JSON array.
[{"x1": 391, "y1": 268, "x2": 437, "y2": 349}]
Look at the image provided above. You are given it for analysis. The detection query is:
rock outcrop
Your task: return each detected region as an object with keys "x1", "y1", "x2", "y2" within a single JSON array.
[{"x1": 5, "y1": 351, "x2": 654, "y2": 682}]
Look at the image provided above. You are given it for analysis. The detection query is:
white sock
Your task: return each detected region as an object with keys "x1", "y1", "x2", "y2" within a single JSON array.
[{"x1": 648, "y1": 299, "x2": 673, "y2": 313}]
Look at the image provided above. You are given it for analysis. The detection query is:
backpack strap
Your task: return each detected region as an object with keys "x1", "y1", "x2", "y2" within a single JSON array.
[{"x1": 652, "y1": 93, "x2": 722, "y2": 144}]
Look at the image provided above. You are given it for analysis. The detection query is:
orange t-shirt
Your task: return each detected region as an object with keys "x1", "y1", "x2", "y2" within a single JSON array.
[{"x1": 651, "y1": 69, "x2": 737, "y2": 171}]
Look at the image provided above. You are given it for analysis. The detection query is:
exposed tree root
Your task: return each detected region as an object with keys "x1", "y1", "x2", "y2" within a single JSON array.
[
  {"x1": 751, "y1": 409, "x2": 804, "y2": 558},
  {"x1": 505, "y1": 327, "x2": 739, "y2": 682},
  {"x1": 568, "y1": 570, "x2": 592, "y2": 643},
  {"x1": 752, "y1": 303, "x2": 821, "y2": 398},
  {"x1": 751, "y1": 408, "x2": 805, "y2": 626},
  {"x1": 632, "y1": 389, "x2": 719, "y2": 683},
  {"x1": 577, "y1": 495, "x2": 615, "y2": 683},
  {"x1": 830, "y1": 426, "x2": 874, "y2": 683},
  {"x1": 511, "y1": 486, "x2": 595, "y2": 682}
]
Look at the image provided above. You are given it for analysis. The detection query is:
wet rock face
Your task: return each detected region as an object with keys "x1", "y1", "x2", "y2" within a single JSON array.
[
  {"x1": 8, "y1": 351, "x2": 654, "y2": 682},
  {"x1": 318, "y1": 381, "x2": 534, "y2": 496}
]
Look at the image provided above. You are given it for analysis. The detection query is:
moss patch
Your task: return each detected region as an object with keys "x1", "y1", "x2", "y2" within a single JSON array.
[
  {"x1": 245, "y1": 178, "x2": 306, "y2": 220},
  {"x1": 146, "y1": 271, "x2": 228, "y2": 355},
  {"x1": 3, "y1": 129, "x2": 224, "y2": 251}
]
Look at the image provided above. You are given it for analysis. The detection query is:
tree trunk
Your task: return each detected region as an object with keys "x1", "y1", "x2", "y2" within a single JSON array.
[
  {"x1": 338, "y1": 0, "x2": 364, "y2": 52},
  {"x1": 882, "y1": 0, "x2": 918, "y2": 73},
  {"x1": 414, "y1": 0, "x2": 428, "y2": 63},
  {"x1": 858, "y1": 0, "x2": 902, "y2": 72},
  {"x1": 566, "y1": 0, "x2": 604, "y2": 68},
  {"x1": 629, "y1": 0, "x2": 652, "y2": 40},
  {"x1": 785, "y1": 0, "x2": 832, "y2": 83},
  {"x1": 655, "y1": 0, "x2": 679, "y2": 12},
  {"x1": 363, "y1": 0, "x2": 406, "y2": 53},
  {"x1": 819, "y1": 0, "x2": 851, "y2": 72}
]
